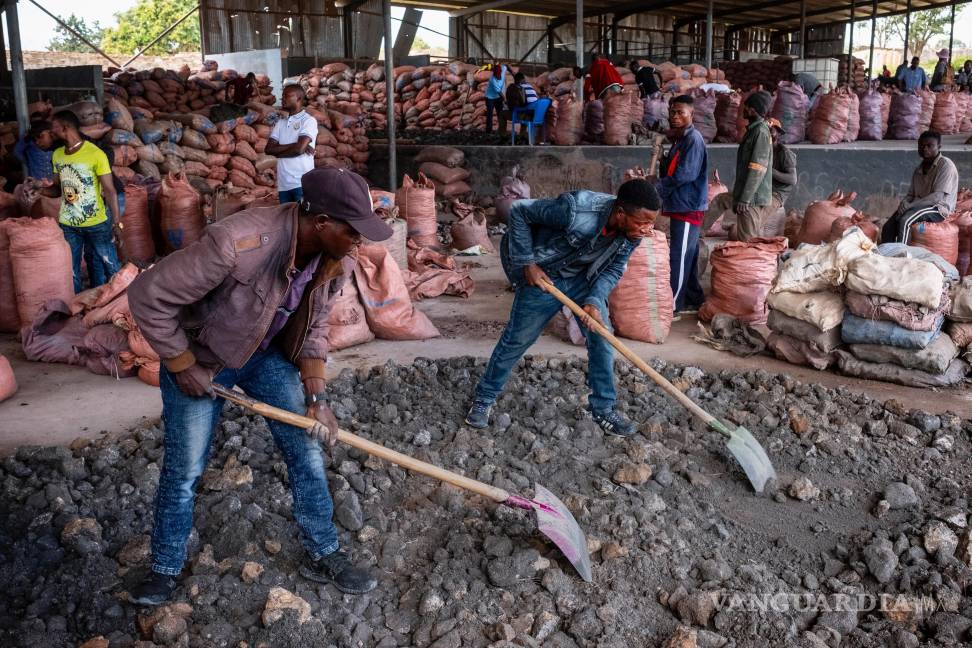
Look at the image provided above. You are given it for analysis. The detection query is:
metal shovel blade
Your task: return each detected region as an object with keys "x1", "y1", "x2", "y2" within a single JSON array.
[
  {"x1": 529, "y1": 483, "x2": 593, "y2": 582},
  {"x1": 724, "y1": 425, "x2": 777, "y2": 493}
]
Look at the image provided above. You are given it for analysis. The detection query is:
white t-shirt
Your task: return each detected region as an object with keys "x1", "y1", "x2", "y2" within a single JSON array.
[{"x1": 270, "y1": 110, "x2": 318, "y2": 191}]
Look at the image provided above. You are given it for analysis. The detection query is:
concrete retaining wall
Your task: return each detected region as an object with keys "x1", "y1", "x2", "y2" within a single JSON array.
[{"x1": 370, "y1": 142, "x2": 972, "y2": 219}]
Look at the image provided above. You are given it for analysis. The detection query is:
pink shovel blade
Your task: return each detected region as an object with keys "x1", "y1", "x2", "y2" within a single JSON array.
[{"x1": 518, "y1": 483, "x2": 593, "y2": 582}]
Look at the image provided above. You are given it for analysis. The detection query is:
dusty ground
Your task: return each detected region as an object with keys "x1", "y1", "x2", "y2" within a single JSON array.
[{"x1": 2, "y1": 250, "x2": 969, "y2": 453}]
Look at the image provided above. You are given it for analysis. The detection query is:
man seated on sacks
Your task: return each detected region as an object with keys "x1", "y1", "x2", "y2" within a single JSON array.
[
  {"x1": 126, "y1": 168, "x2": 389, "y2": 606},
  {"x1": 881, "y1": 130, "x2": 959, "y2": 245},
  {"x1": 464, "y1": 180, "x2": 660, "y2": 437}
]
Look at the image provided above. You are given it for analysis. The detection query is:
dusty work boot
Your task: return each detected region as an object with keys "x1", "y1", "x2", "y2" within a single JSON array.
[
  {"x1": 128, "y1": 571, "x2": 178, "y2": 606},
  {"x1": 299, "y1": 549, "x2": 378, "y2": 594},
  {"x1": 591, "y1": 409, "x2": 637, "y2": 437},
  {"x1": 464, "y1": 400, "x2": 493, "y2": 429}
]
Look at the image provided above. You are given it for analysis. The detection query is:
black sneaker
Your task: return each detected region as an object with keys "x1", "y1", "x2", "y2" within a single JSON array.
[
  {"x1": 299, "y1": 550, "x2": 377, "y2": 594},
  {"x1": 464, "y1": 400, "x2": 493, "y2": 429},
  {"x1": 591, "y1": 409, "x2": 637, "y2": 437},
  {"x1": 128, "y1": 571, "x2": 178, "y2": 606}
]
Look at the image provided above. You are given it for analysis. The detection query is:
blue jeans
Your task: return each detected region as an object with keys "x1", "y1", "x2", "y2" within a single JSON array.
[
  {"x1": 278, "y1": 187, "x2": 303, "y2": 205},
  {"x1": 474, "y1": 273, "x2": 617, "y2": 412},
  {"x1": 485, "y1": 97, "x2": 504, "y2": 133},
  {"x1": 61, "y1": 218, "x2": 122, "y2": 293},
  {"x1": 151, "y1": 347, "x2": 338, "y2": 576},
  {"x1": 669, "y1": 218, "x2": 705, "y2": 312}
]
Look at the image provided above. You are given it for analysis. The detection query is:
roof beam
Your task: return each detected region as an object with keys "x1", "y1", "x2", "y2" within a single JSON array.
[
  {"x1": 727, "y1": 0, "x2": 961, "y2": 32},
  {"x1": 673, "y1": 0, "x2": 801, "y2": 29},
  {"x1": 551, "y1": 0, "x2": 681, "y2": 28},
  {"x1": 449, "y1": 0, "x2": 522, "y2": 18}
]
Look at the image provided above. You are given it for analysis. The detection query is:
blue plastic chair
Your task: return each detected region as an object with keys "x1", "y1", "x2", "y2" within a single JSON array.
[{"x1": 510, "y1": 98, "x2": 552, "y2": 145}]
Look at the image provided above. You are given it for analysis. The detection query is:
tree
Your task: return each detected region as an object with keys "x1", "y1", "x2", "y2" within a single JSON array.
[
  {"x1": 413, "y1": 36, "x2": 431, "y2": 52},
  {"x1": 101, "y1": 0, "x2": 200, "y2": 56},
  {"x1": 47, "y1": 14, "x2": 104, "y2": 53},
  {"x1": 885, "y1": 7, "x2": 951, "y2": 59}
]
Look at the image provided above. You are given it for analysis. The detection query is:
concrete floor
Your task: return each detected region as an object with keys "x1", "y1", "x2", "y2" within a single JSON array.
[{"x1": 2, "y1": 251, "x2": 970, "y2": 453}]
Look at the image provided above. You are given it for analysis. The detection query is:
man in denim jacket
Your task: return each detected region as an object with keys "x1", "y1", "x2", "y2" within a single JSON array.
[{"x1": 466, "y1": 180, "x2": 660, "y2": 436}]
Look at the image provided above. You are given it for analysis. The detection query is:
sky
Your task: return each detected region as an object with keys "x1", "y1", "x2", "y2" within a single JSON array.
[{"x1": 4, "y1": 0, "x2": 969, "y2": 57}]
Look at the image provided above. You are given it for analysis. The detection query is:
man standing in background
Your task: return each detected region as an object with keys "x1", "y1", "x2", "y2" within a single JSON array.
[
  {"x1": 29, "y1": 110, "x2": 122, "y2": 292},
  {"x1": 265, "y1": 85, "x2": 318, "y2": 205},
  {"x1": 729, "y1": 91, "x2": 774, "y2": 241},
  {"x1": 658, "y1": 95, "x2": 708, "y2": 317},
  {"x1": 897, "y1": 57, "x2": 927, "y2": 92},
  {"x1": 768, "y1": 118, "x2": 797, "y2": 212}
]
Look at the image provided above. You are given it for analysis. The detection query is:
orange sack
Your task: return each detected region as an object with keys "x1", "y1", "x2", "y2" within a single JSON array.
[
  {"x1": 158, "y1": 171, "x2": 204, "y2": 252},
  {"x1": 353, "y1": 245, "x2": 439, "y2": 340},
  {"x1": 5, "y1": 216, "x2": 74, "y2": 329},
  {"x1": 0, "y1": 354, "x2": 16, "y2": 402},
  {"x1": 0, "y1": 221, "x2": 20, "y2": 333},
  {"x1": 608, "y1": 230, "x2": 673, "y2": 344},
  {"x1": 699, "y1": 237, "x2": 788, "y2": 325},
  {"x1": 910, "y1": 218, "x2": 959, "y2": 266},
  {"x1": 397, "y1": 173, "x2": 438, "y2": 249}
]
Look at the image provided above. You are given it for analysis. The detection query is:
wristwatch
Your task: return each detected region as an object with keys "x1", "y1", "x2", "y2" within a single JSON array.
[{"x1": 305, "y1": 391, "x2": 328, "y2": 407}]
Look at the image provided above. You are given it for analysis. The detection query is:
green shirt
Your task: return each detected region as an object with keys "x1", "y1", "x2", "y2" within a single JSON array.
[
  {"x1": 733, "y1": 117, "x2": 773, "y2": 208},
  {"x1": 52, "y1": 141, "x2": 111, "y2": 227}
]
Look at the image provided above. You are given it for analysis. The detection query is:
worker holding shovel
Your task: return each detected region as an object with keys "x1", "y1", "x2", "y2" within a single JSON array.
[
  {"x1": 465, "y1": 179, "x2": 660, "y2": 436},
  {"x1": 127, "y1": 168, "x2": 391, "y2": 605}
]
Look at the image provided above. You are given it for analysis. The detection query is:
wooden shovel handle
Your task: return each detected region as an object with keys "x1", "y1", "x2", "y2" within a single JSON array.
[
  {"x1": 540, "y1": 280, "x2": 716, "y2": 426},
  {"x1": 211, "y1": 385, "x2": 511, "y2": 504}
]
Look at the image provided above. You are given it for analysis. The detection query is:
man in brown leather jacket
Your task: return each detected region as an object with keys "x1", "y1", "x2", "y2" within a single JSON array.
[{"x1": 127, "y1": 167, "x2": 391, "y2": 605}]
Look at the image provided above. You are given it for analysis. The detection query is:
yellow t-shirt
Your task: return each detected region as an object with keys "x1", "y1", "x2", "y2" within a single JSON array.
[{"x1": 52, "y1": 141, "x2": 111, "y2": 227}]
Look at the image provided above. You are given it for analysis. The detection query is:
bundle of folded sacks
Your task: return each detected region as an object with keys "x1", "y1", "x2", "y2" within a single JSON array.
[
  {"x1": 20, "y1": 263, "x2": 161, "y2": 386},
  {"x1": 765, "y1": 226, "x2": 970, "y2": 387}
]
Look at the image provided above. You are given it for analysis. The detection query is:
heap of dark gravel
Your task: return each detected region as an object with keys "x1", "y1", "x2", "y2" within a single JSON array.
[{"x1": 0, "y1": 356, "x2": 970, "y2": 648}]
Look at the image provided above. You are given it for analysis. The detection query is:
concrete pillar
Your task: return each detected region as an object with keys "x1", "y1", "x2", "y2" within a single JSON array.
[{"x1": 383, "y1": 0, "x2": 396, "y2": 191}]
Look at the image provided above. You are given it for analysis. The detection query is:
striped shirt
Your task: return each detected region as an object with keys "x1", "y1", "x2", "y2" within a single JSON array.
[{"x1": 521, "y1": 82, "x2": 538, "y2": 104}]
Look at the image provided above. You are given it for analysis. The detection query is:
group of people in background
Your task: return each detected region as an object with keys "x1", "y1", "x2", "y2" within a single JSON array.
[{"x1": 880, "y1": 49, "x2": 972, "y2": 93}]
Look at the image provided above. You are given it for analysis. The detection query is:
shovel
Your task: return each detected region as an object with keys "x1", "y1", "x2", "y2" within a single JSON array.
[
  {"x1": 211, "y1": 384, "x2": 594, "y2": 582},
  {"x1": 540, "y1": 281, "x2": 777, "y2": 493}
]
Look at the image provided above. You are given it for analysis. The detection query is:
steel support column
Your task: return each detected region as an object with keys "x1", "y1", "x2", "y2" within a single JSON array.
[
  {"x1": 576, "y1": 0, "x2": 583, "y2": 98},
  {"x1": 947, "y1": 2, "x2": 955, "y2": 57},
  {"x1": 799, "y1": 0, "x2": 806, "y2": 57},
  {"x1": 847, "y1": 1, "x2": 855, "y2": 85},
  {"x1": 903, "y1": 0, "x2": 911, "y2": 61},
  {"x1": 4, "y1": 0, "x2": 29, "y2": 140},
  {"x1": 382, "y1": 0, "x2": 396, "y2": 191},
  {"x1": 867, "y1": 0, "x2": 877, "y2": 78},
  {"x1": 705, "y1": 0, "x2": 714, "y2": 69}
]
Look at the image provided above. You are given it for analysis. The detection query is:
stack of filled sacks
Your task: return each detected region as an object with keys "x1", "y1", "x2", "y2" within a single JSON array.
[
  {"x1": 414, "y1": 146, "x2": 471, "y2": 199},
  {"x1": 721, "y1": 57, "x2": 793, "y2": 91},
  {"x1": 837, "y1": 243, "x2": 967, "y2": 386},
  {"x1": 19, "y1": 263, "x2": 161, "y2": 386},
  {"x1": 366, "y1": 62, "x2": 487, "y2": 132},
  {"x1": 101, "y1": 64, "x2": 285, "y2": 187},
  {"x1": 299, "y1": 61, "x2": 388, "y2": 132},
  {"x1": 766, "y1": 227, "x2": 875, "y2": 369}
]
